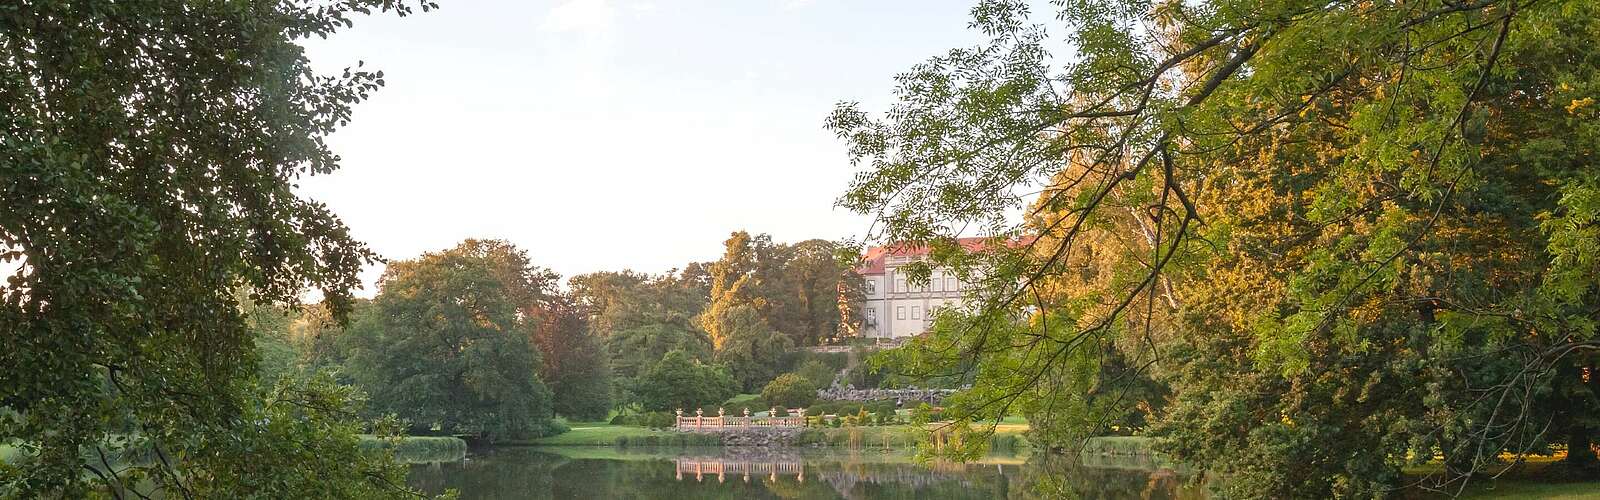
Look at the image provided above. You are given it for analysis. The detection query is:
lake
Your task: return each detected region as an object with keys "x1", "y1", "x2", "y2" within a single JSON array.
[{"x1": 406, "y1": 447, "x2": 1207, "y2": 499}]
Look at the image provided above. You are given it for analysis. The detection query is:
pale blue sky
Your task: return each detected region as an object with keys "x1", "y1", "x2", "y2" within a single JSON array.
[{"x1": 297, "y1": 0, "x2": 988, "y2": 292}]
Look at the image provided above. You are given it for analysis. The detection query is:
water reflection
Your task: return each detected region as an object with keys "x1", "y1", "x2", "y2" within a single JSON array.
[{"x1": 407, "y1": 447, "x2": 1207, "y2": 499}]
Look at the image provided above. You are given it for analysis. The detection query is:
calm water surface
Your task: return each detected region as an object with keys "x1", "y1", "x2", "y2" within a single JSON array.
[{"x1": 406, "y1": 447, "x2": 1206, "y2": 499}]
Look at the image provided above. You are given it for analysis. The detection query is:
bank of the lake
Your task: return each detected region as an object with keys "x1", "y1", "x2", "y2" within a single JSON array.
[
  {"x1": 513, "y1": 423, "x2": 1030, "y2": 451},
  {"x1": 1076, "y1": 436, "x2": 1600, "y2": 500},
  {"x1": 406, "y1": 445, "x2": 1182, "y2": 499},
  {"x1": 362, "y1": 435, "x2": 468, "y2": 464}
]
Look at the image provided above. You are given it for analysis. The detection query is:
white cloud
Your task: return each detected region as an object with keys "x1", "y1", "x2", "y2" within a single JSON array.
[
  {"x1": 540, "y1": 0, "x2": 617, "y2": 34},
  {"x1": 781, "y1": 0, "x2": 815, "y2": 11}
]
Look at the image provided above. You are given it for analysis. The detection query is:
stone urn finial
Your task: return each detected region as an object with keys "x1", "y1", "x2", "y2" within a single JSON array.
[
  {"x1": 676, "y1": 408, "x2": 683, "y2": 417},
  {"x1": 696, "y1": 408, "x2": 703, "y2": 417},
  {"x1": 718, "y1": 407, "x2": 726, "y2": 417},
  {"x1": 798, "y1": 407, "x2": 806, "y2": 417},
  {"x1": 771, "y1": 406, "x2": 778, "y2": 417},
  {"x1": 743, "y1": 408, "x2": 751, "y2": 417}
]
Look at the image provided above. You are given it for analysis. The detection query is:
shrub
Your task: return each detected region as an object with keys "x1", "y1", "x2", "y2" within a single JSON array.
[
  {"x1": 633, "y1": 350, "x2": 738, "y2": 412},
  {"x1": 615, "y1": 433, "x2": 721, "y2": 447},
  {"x1": 641, "y1": 411, "x2": 676, "y2": 429},
  {"x1": 794, "y1": 360, "x2": 839, "y2": 388},
  {"x1": 761, "y1": 373, "x2": 818, "y2": 409},
  {"x1": 806, "y1": 399, "x2": 896, "y2": 418}
]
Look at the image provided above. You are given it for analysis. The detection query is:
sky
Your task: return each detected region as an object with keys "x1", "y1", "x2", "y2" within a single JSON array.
[{"x1": 295, "y1": 0, "x2": 989, "y2": 295}]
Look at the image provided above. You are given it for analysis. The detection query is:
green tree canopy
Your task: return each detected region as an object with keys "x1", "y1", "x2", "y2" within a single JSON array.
[
  {"x1": 532, "y1": 296, "x2": 613, "y2": 421},
  {"x1": 761, "y1": 373, "x2": 818, "y2": 409},
  {"x1": 1, "y1": 0, "x2": 431, "y2": 496},
  {"x1": 570, "y1": 269, "x2": 712, "y2": 379},
  {"x1": 346, "y1": 239, "x2": 557, "y2": 441},
  {"x1": 632, "y1": 349, "x2": 738, "y2": 413},
  {"x1": 835, "y1": 0, "x2": 1600, "y2": 495}
]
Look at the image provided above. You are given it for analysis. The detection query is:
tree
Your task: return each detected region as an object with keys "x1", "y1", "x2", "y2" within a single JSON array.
[
  {"x1": 832, "y1": 0, "x2": 1600, "y2": 495},
  {"x1": 532, "y1": 296, "x2": 613, "y2": 421},
  {"x1": 570, "y1": 269, "x2": 712, "y2": 379},
  {"x1": 794, "y1": 359, "x2": 840, "y2": 389},
  {"x1": 701, "y1": 232, "x2": 798, "y2": 391},
  {"x1": 346, "y1": 240, "x2": 557, "y2": 441},
  {"x1": 708, "y1": 304, "x2": 793, "y2": 392},
  {"x1": 0, "y1": 1, "x2": 432, "y2": 496},
  {"x1": 632, "y1": 350, "x2": 737, "y2": 413},
  {"x1": 761, "y1": 374, "x2": 818, "y2": 409},
  {"x1": 772, "y1": 239, "x2": 865, "y2": 346}
]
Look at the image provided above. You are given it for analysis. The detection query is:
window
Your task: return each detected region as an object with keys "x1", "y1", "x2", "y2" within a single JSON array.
[
  {"x1": 865, "y1": 280, "x2": 875, "y2": 295},
  {"x1": 946, "y1": 276, "x2": 959, "y2": 290},
  {"x1": 931, "y1": 273, "x2": 942, "y2": 291},
  {"x1": 896, "y1": 306, "x2": 906, "y2": 320},
  {"x1": 895, "y1": 277, "x2": 906, "y2": 292},
  {"x1": 866, "y1": 308, "x2": 876, "y2": 322},
  {"x1": 911, "y1": 306, "x2": 921, "y2": 320}
]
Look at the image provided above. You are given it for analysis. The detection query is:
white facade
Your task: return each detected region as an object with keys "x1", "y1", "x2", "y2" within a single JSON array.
[{"x1": 858, "y1": 255, "x2": 970, "y2": 339}]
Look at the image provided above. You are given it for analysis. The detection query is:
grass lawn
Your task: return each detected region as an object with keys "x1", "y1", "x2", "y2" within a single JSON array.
[
  {"x1": 519, "y1": 425, "x2": 678, "y2": 446},
  {"x1": 1453, "y1": 482, "x2": 1600, "y2": 499},
  {"x1": 1402, "y1": 454, "x2": 1600, "y2": 499}
]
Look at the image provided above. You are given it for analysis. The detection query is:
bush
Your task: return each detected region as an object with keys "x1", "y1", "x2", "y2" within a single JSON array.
[
  {"x1": 606, "y1": 410, "x2": 676, "y2": 429},
  {"x1": 807, "y1": 399, "x2": 896, "y2": 418},
  {"x1": 794, "y1": 359, "x2": 839, "y2": 388},
  {"x1": 614, "y1": 433, "x2": 721, "y2": 447},
  {"x1": 761, "y1": 373, "x2": 818, "y2": 409},
  {"x1": 633, "y1": 350, "x2": 738, "y2": 412}
]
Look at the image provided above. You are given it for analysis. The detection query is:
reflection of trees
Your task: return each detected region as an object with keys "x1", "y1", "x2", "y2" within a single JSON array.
[
  {"x1": 1009, "y1": 453, "x2": 1207, "y2": 500},
  {"x1": 406, "y1": 448, "x2": 566, "y2": 497},
  {"x1": 407, "y1": 449, "x2": 1210, "y2": 499}
]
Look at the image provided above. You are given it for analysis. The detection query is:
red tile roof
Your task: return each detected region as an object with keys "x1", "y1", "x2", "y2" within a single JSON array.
[{"x1": 855, "y1": 236, "x2": 1034, "y2": 275}]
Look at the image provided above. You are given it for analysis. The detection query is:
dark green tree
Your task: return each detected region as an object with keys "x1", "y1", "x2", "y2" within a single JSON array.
[
  {"x1": 761, "y1": 373, "x2": 818, "y2": 409},
  {"x1": 632, "y1": 350, "x2": 738, "y2": 413},
  {"x1": 570, "y1": 269, "x2": 712, "y2": 379},
  {"x1": 0, "y1": 0, "x2": 432, "y2": 496},
  {"x1": 346, "y1": 240, "x2": 557, "y2": 441},
  {"x1": 532, "y1": 296, "x2": 613, "y2": 421}
]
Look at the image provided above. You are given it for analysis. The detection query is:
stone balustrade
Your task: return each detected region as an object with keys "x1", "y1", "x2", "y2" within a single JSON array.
[{"x1": 675, "y1": 407, "x2": 806, "y2": 429}]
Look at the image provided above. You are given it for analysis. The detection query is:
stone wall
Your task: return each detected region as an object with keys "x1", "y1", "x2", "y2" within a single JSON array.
[
  {"x1": 675, "y1": 426, "x2": 802, "y2": 447},
  {"x1": 815, "y1": 385, "x2": 959, "y2": 405}
]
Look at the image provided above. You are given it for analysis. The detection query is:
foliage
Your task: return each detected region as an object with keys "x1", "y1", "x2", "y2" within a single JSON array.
[
  {"x1": 611, "y1": 433, "x2": 722, "y2": 447},
  {"x1": 760, "y1": 373, "x2": 819, "y2": 409},
  {"x1": 700, "y1": 232, "x2": 795, "y2": 390},
  {"x1": 832, "y1": 0, "x2": 1600, "y2": 496},
  {"x1": 358, "y1": 435, "x2": 468, "y2": 464},
  {"x1": 807, "y1": 399, "x2": 898, "y2": 419},
  {"x1": 607, "y1": 411, "x2": 676, "y2": 429},
  {"x1": 0, "y1": 0, "x2": 437, "y2": 496},
  {"x1": 345, "y1": 240, "x2": 557, "y2": 441},
  {"x1": 570, "y1": 269, "x2": 711, "y2": 380},
  {"x1": 532, "y1": 296, "x2": 613, "y2": 421},
  {"x1": 793, "y1": 359, "x2": 840, "y2": 389},
  {"x1": 631, "y1": 350, "x2": 738, "y2": 413}
]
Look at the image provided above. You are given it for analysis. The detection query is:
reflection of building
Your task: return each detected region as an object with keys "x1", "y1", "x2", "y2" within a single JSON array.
[
  {"x1": 856, "y1": 238, "x2": 987, "y2": 339},
  {"x1": 672, "y1": 456, "x2": 1005, "y2": 496},
  {"x1": 674, "y1": 457, "x2": 804, "y2": 484}
]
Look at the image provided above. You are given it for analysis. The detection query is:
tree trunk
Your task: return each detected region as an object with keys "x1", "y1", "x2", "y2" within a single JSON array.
[{"x1": 1566, "y1": 425, "x2": 1596, "y2": 466}]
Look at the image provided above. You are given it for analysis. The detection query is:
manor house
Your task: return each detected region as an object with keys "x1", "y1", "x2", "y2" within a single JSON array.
[{"x1": 855, "y1": 237, "x2": 989, "y2": 339}]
